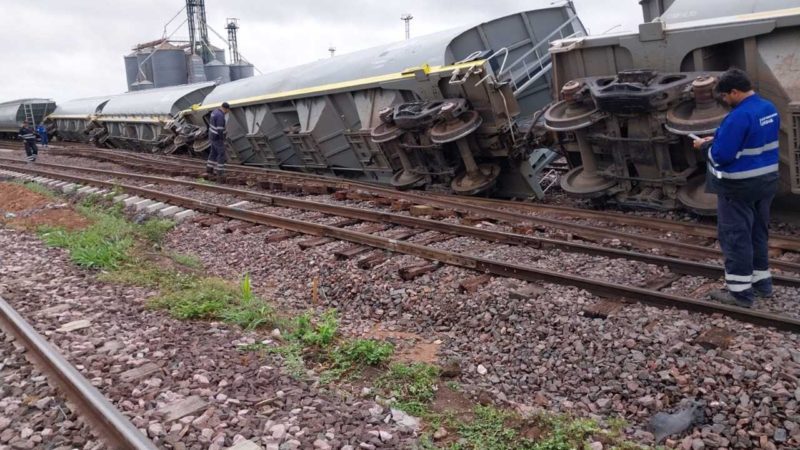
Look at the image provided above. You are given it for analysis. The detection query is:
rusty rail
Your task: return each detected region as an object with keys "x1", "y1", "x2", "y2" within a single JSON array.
[
  {"x1": 0, "y1": 296, "x2": 157, "y2": 449},
  {"x1": 40, "y1": 146, "x2": 800, "y2": 255},
  {"x1": 5, "y1": 159, "x2": 800, "y2": 288},
  {"x1": 2, "y1": 164, "x2": 799, "y2": 333},
  {"x1": 65, "y1": 145, "x2": 800, "y2": 252}
]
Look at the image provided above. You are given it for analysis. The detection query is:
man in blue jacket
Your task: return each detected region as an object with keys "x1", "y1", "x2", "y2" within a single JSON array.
[
  {"x1": 36, "y1": 123, "x2": 48, "y2": 148},
  {"x1": 693, "y1": 68, "x2": 779, "y2": 308},
  {"x1": 206, "y1": 102, "x2": 230, "y2": 178}
]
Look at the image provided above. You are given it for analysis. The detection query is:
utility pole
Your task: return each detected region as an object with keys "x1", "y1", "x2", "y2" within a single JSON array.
[
  {"x1": 197, "y1": 0, "x2": 210, "y2": 61},
  {"x1": 186, "y1": 0, "x2": 197, "y2": 55},
  {"x1": 186, "y1": 0, "x2": 211, "y2": 62},
  {"x1": 226, "y1": 18, "x2": 240, "y2": 63},
  {"x1": 401, "y1": 13, "x2": 413, "y2": 40},
  {"x1": 328, "y1": 46, "x2": 336, "y2": 57}
]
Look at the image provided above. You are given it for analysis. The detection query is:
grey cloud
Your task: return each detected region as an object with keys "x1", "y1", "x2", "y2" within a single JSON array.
[{"x1": 0, "y1": 0, "x2": 643, "y2": 102}]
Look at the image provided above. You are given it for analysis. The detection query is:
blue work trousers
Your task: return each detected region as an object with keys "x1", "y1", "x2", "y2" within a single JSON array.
[
  {"x1": 206, "y1": 139, "x2": 227, "y2": 174},
  {"x1": 24, "y1": 140, "x2": 38, "y2": 161},
  {"x1": 717, "y1": 186, "x2": 776, "y2": 301}
]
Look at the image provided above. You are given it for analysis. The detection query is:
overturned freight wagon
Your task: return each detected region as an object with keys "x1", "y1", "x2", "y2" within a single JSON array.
[
  {"x1": 51, "y1": 83, "x2": 217, "y2": 151},
  {"x1": 0, "y1": 99, "x2": 56, "y2": 139},
  {"x1": 178, "y1": 4, "x2": 584, "y2": 197},
  {"x1": 48, "y1": 96, "x2": 114, "y2": 143},
  {"x1": 96, "y1": 82, "x2": 216, "y2": 151},
  {"x1": 541, "y1": 0, "x2": 800, "y2": 214}
]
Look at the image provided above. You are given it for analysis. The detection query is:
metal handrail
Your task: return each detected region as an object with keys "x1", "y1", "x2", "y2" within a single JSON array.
[
  {"x1": 513, "y1": 61, "x2": 553, "y2": 96},
  {"x1": 499, "y1": 14, "x2": 583, "y2": 80}
]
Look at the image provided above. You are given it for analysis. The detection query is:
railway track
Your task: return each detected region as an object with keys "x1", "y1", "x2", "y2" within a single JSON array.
[
  {"x1": 3, "y1": 157, "x2": 800, "y2": 288},
  {"x1": 2, "y1": 161, "x2": 799, "y2": 333},
  {"x1": 31, "y1": 143, "x2": 800, "y2": 255},
  {"x1": 65, "y1": 145, "x2": 800, "y2": 241},
  {"x1": 5, "y1": 145, "x2": 800, "y2": 275},
  {"x1": 0, "y1": 295, "x2": 156, "y2": 449},
  {"x1": 6, "y1": 140, "x2": 800, "y2": 249}
]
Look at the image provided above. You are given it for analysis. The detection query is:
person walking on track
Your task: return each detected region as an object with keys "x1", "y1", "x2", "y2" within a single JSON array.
[{"x1": 18, "y1": 121, "x2": 38, "y2": 163}]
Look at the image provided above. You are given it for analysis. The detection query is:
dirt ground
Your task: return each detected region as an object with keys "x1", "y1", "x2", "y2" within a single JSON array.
[
  {"x1": 0, "y1": 182, "x2": 90, "y2": 230},
  {"x1": 0, "y1": 182, "x2": 53, "y2": 211},
  {"x1": 364, "y1": 325, "x2": 441, "y2": 364}
]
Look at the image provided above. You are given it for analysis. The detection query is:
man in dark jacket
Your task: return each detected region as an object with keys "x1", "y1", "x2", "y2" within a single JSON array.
[
  {"x1": 693, "y1": 68, "x2": 779, "y2": 308},
  {"x1": 206, "y1": 102, "x2": 230, "y2": 178},
  {"x1": 18, "y1": 121, "x2": 38, "y2": 162}
]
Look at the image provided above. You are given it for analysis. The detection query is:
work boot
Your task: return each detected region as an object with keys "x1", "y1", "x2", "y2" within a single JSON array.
[
  {"x1": 753, "y1": 279, "x2": 773, "y2": 299},
  {"x1": 753, "y1": 288, "x2": 773, "y2": 299},
  {"x1": 710, "y1": 289, "x2": 754, "y2": 308}
]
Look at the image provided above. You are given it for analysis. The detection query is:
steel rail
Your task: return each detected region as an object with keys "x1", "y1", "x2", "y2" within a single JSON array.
[
  {"x1": 6, "y1": 152, "x2": 800, "y2": 274},
  {"x1": 44, "y1": 146, "x2": 800, "y2": 254},
  {"x1": 12, "y1": 143, "x2": 800, "y2": 252},
  {"x1": 1, "y1": 165, "x2": 799, "y2": 332},
  {"x1": 99, "y1": 147, "x2": 800, "y2": 252},
  {"x1": 0, "y1": 296, "x2": 157, "y2": 449},
  {"x1": 4, "y1": 160, "x2": 800, "y2": 289}
]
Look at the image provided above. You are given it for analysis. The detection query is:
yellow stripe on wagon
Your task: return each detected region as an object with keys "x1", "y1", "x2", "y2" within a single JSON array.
[{"x1": 187, "y1": 60, "x2": 487, "y2": 114}]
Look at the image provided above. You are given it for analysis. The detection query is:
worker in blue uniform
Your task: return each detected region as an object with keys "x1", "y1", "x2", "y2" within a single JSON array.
[
  {"x1": 206, "y1": 102, "x2": 231, "y2": 178},
  {"x1": 693, "y1": 68, "x2": 780, "y2": 308},
  {"x1": 18, "y1": 121, "x2": 38, "y2": 162},
  {"x1": 36, "y1": 123, "x2": 48, "y2": 148}
]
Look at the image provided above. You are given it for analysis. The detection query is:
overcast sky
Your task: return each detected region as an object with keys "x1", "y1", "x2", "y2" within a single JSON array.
[{"x1": 0, "y1": 0, "x2": 643, "y2": 102}]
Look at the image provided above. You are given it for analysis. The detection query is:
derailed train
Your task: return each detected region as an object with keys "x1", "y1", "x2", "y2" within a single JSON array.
[
  {"x1": 47, "y1": 4, "x2": 584, "y2": 200},
  {"x1": 10, "y1": 0, "x2": 800, "y2": 213}
]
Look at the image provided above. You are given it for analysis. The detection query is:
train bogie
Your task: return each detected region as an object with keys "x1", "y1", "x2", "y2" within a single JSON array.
[{"x1": 545, "y1": 0, "x2": 800, "y2": 212}]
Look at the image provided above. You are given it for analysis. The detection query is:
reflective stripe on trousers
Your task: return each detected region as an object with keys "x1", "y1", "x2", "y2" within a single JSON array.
[{"x1": 717, "y1": 188, "x2": 775, "y2": 301}]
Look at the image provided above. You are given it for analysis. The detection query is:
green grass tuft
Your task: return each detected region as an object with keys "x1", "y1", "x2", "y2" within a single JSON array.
[
  {"x1": 419, "y1": 408, "x2": 612, "y2": 450},
  {"x1": 445, "y1": 381, "x2": 461, "y2": 392},
  {"x1": 222, "y1": 298, "x2": 276, "y2": 330},
  {"x1": 20, "y1": 181, "x2": 57, "y2": 198},
  {"x1": 268, "y1": 343, "x2": 307, "y2": 378},
  {"x1": 149, "y1": 277, "x2": 236, "y2": 319},
  {"x1": 170, "y1": 252, "x2": 203, "y2": 269},
  {"x1": 333, "y1": 339, "x2": 394, "y2": 367},
  {"x1": 289, "y1": 309, "x2": 338, "y2": 348},
  {"x1": 100, "y1": 263, "x2": 197, "y2": 289},
  {"x1": 377, "y1": 363, "x2": 440, "y2": 416},
  {"x1": 39, "y1": 210, "x2": 134, "y2": 270},
  {"x1": 145, "y1": 273, "x2": 278, "y2": 330},
  {"x1": 79, "y1": 193, "x2": 104, "y2": 208},
  {"x1": 455, "y1": 406, "x2": 524, "y2": 450},
  {"x1": 321, "y1": 338, "x2": 394, "y2": 383},
  {"x1": 138, "y1": 218, "x2": 175, "y2": 243}
]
